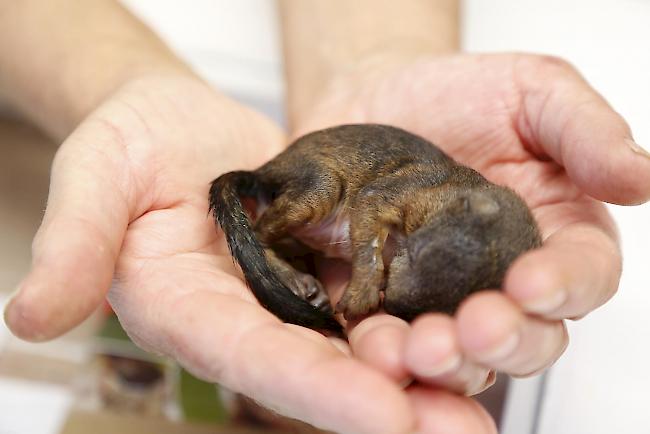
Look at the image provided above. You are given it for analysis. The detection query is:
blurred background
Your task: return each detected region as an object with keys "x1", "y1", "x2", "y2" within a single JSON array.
[{"x1": 1, "y1": 1, "x2": 649, "y2": 433}]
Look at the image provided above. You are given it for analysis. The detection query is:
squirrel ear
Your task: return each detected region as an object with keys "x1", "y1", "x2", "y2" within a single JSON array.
[{"x1": 468, "y1": 191, "x2": 500, "y2": 216}]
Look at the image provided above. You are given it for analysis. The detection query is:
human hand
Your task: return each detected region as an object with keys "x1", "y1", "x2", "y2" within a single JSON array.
[
  {"x1": 295, "y1": 53, "x2": 650, "y2": 395},
  {"x1": 4, "y1": 74, "x2": 496, "y2": 434}
]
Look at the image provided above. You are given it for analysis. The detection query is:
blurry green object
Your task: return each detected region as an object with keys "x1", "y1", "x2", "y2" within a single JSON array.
[
  {"x1": 179, "y1": 368, "x2": 228, "y2": 424},
  {"x1": 99, "y1": 314, "x2": 131, "y2": 341},
  {"x1": 99, "y1": 314, "x2": 228, "y2": 424}
]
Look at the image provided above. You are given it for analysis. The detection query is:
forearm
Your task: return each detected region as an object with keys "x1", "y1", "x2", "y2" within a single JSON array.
[
  {"x1": 278, "y1": 0, "x2": 459, "y2": 128},
  {"x1": 0, "y1": 0, "x2": 192, "y2": 140}
]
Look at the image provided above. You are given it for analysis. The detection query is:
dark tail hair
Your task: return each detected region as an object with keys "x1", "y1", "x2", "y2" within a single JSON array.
[{"x1": 209, "y1": 171, "x2": 343, "y2": 334}]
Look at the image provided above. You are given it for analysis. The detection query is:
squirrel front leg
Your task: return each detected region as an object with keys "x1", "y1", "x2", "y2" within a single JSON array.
[{"x1": 336, "y1": 200, "x2": 402, "y2": 321}]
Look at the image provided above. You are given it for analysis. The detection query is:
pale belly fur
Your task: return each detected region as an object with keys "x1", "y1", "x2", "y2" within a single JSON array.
[{"x1": 290, "y1": 208, "x2": 353, "y2": 260}]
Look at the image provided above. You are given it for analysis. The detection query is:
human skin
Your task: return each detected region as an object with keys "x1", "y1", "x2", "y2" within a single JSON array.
[
  {"x1": 5, "y1": 1, "x2": 648, "y2": 433},
  {"x1": 279, "y1": 0, "x2": 650, "y2": 407},
  {"x1": 1, "y1": 1, "x2": 500, "y2": 433}
]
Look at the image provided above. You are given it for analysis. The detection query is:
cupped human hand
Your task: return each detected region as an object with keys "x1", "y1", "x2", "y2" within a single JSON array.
[
  {"x1": 3, "y1": 74, "x2": 497, "y2": 434},
  {"x1": 296, "y1": 53, "x2": 650, "y2": 395}
]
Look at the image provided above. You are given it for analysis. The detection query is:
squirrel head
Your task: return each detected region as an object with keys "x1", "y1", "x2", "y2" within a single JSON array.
[{"x1": 384, "y1": 186, "x2": 541, "y2": 320}]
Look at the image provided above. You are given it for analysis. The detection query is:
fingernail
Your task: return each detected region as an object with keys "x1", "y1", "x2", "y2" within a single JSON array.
[
  {"x1": 3, "y1": 285, "x2": 21, "y2": 321},
  {"x1": 418, "y1": 353, "x2": 462, "y2": 377},
  {"x1": 522, "y1": 288, "x2": 567, "y2": 314},
  {"x1": 2, "y1": 286, "x2": 46, "y2": 341},
  {"x1": 479, "y1": 332, "x2": 520, "y2": 363},
  {"x1": 399, "y1": 376, "x2": 414, "y2": 389},
  {"x1": 466, "y1": 370, "x2": 497, "y2": 396},
  {"x1": 627, "y1": 139, "x2": 650, "y2": 159},
  {"x1": 3, "y1": 296, "x2": 19, "y2": 331}
]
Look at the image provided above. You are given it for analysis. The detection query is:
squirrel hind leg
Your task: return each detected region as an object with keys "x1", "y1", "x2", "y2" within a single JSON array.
[
  {"x1": 265, "y1": 248, "x2": 333, "y2": 314},
  {"x1": 288, "y1": 271, "x2": 332, "y2": 314}
]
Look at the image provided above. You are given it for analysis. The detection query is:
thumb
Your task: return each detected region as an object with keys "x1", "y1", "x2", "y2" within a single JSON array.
[
  {"x1": 4, "y1": 123, "x2": 133, "y2": 341},
  {"x1": 519, "y1": 56, "x2": 650, "y2": 205}
]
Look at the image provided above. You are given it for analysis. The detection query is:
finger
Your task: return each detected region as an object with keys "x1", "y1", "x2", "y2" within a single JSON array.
[
  {"x1": 457, "y1": 291, "x2": 568, "y2": 377},
  {"x1": 418, "y1": 359, "x2": 495, "y2": 397},
  {"x1": 517, "y1": 55, "x2": 650, "y2": 205},
  {"x1": 408, "y1": 386, "x2": 497, "y2": 434},
  {"x1": 4, "y1": 123, "x2": 135, "y2": 341},
  {"x1": 348, "y1": 314, "x2": 412, "y2": 386},
  {"x1": 505, "y1": 220, "x2": 621, "y2": 320},
  {"x1": 111, "y1": 273, "x2": 416, "y2": 434},
  {"x1": 404, "y1": 314, "x2": 495, "y2": 395}
]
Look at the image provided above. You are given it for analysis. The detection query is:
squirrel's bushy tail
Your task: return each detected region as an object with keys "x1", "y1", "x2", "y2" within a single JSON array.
[{"x1": 209, "y1": 171, "x2": 343, "y2": 334}]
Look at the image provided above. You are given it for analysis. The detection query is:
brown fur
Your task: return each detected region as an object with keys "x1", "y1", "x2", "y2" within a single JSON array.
[{"x1": 209, "y1": 124, "x2": 541, "y2": 330}]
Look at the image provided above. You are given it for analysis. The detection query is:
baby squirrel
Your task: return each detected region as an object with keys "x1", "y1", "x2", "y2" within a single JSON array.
[{"x1": 209, "y1": 124, "x2": 541, "y2": 335}]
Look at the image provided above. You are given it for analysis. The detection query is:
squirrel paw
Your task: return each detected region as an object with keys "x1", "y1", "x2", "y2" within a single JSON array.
[
  {"x1": 336, "y1": 287, "x2": 381, "y2": 321},
  {"x1": 288, "y1": 272, "x2": 333, "y2": 314}
]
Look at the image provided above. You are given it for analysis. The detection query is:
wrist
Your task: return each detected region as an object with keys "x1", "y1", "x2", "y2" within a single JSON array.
[
  {"x1": 288, "y1": 50, "x2": 429, "y2": 134},
  {"x1": 0, "y1": 0, "x2": 195, "y2": 140},
  {"x1": 279, "y1": 0, "x2": 459, "y2": 131},
  {"x1": 7, "y1": 51, "x2": 193, "y2": 141}
]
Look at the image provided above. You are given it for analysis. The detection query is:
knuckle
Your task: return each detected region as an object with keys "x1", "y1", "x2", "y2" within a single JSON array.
[
  {"x1": 519, "y1": 54, "x2": 580, "y2": 81},
  {"x1": 534, "y1": 54, "x2": 577, "y2": 74}
]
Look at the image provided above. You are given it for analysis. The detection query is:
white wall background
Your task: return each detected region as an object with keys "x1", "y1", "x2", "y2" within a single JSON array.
[
  {"x1": 121, "y1": 0, "x2": 285, "y2": 124},
  {"x1": 464, "y1": 1, "x2": 650, "y2": 433},
  {"x1": 120, "y1": 1, "x2": 650, "y2": 433}
]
